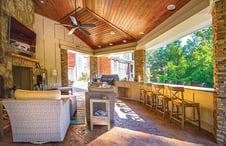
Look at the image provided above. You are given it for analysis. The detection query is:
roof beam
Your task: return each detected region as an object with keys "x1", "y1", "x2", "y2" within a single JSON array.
[{"x1": 85, "y1": 7, "x2": 136, "y2": 41}]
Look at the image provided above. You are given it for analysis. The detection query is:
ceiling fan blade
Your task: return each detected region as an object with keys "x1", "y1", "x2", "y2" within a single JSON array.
[
  {"x1": 55, "y1": 23, "x2": 74, "y2": 27},
  {"x1": 80, "y1": 24, "x2": 96, "y2": 28},
  {"x1": 68, "y1": 27, "x2": 78, "y2": 35},
  {"x1": 69, "y1": 16, "x2": 78, "y2": 26},
  {"x1": 78, "y1": 28, "x2": 90, "y2": 35}
]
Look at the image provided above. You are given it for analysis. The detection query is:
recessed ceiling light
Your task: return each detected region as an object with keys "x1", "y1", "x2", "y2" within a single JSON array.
[
  {"x1": 139, "y1": 32, "x2": 144, "y2": 35},
  {"x1": 167, "y1": 4, "x2": 175, "y2": 11},
  {"x1": 109, "y1": 43, "x2": 113, "y2": 46},
  {"x1": 122, "y1": 40, "x2": 127, "y2": 43},
  {"x1": 40, "y1": 0, "x2": 45, "y2": 4},
  {"x1": 110, "y1": 31, "x2": 115, "y2": 35},
  {"x1": 98, "y1": 45, "x2": 102, "y2": 48}
]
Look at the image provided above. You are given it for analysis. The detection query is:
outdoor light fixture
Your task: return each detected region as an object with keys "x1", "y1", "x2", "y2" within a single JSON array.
[
  {"x1": 98, "y1": 45, "x2": 102, "y2": 48},
  {"x1": 40, "y1": 0, "x2": 45, "y2": 4},
  {"x1": 109, "y1": 43, "x2": 113, "y2": 46},
  {"x1": 52, "y1": 69, "x2": 57, "y2": 76}
]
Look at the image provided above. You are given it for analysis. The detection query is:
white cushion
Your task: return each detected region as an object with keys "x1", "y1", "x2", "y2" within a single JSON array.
[{"x1": 15, "y1": 89, "x2": 61, "y2": 100}]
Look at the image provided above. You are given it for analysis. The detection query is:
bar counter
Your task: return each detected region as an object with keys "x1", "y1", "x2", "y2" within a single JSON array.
[{"x1": 114, "y1": 81, "x2": 215, "y2": 134}]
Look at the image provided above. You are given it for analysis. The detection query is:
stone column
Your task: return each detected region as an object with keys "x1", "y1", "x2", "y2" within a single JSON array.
[
  {"x1": 212, "y1": 1, "x2": 226, "y2": 145},
  {"x1": 90, "y1": 56, "x2": 98, "y2": 81},
  {"x1": 134, "y1": 49, "x2": 146, "y2": 81},
  {"x1": 61, "y1": 49, "x2": 68, "y2": 87}
]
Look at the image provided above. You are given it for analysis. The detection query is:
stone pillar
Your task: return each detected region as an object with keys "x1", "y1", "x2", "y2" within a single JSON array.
[
  {"x1": 212, "y1": 1, "x2": 226, "y2": 145},
  {"x1": 90, "y1": 56, "x2": 98, "y2": 81},
  {"x1": 61, "y1": 49, "x2": 68, "y2": 87},
  {"x1": 134, "y1": 49, "x2": 146, "y2": 81}
]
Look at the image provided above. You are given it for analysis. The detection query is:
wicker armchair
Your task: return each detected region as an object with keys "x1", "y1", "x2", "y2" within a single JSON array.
[{"x1": 3, "y1": 90, "x2": 70, "y2": 143}]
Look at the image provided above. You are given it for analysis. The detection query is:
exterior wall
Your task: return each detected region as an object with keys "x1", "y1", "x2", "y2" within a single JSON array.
[
  {"x1": 0, "y1": 0, "x2": 45, "y2": 96},
  {"x1": 212, "y1": 1, "x2": 226, "y2": 145},
  {"x1": 98, "y1": 57, "x2": 111, "y2": 77},
  {"x1": 61, "y1": 49, "x2": 68, "y2": 87},
  {"x1": 90, "y1": 56, "x2": 98, "y2": 80},
  {"x1": 134, "y1": 50, "x2": 146, "y2": 81},
  {"x1": 34, "y1": 14, "x2": 92, "y2": 88}
]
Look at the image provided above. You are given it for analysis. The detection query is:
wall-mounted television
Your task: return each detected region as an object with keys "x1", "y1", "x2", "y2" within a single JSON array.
[{"x1": 8, "y1": 16, "x2": 36, "y2": 55}]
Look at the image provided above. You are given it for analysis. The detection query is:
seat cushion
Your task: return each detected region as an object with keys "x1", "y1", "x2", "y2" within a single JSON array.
[
  {"x1": 15, "y1": 89, "x2": 61, "y2": 100},
  {"x1": 88, "y1": 86, "x2": 115, "y2": 93}
]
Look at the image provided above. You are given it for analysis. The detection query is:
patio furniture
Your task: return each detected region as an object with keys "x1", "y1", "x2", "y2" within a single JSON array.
[
  {"x1": 85, "y1": 86, "x2": 117, "y2": 123},
  {"x1": 176, "y1": 81, "x2": 187, "y2": 85},
  {"x1": 139, "y1": 82, "x2": 145, "y2": 104},
  {"x1": 191, "y1": 82, "x2": 206, "y2": 87},
  {"x1": 169, "y1": 86, "x2": 200, "y2": 129},
  {"x1": 145, "y1": 83, "x2": 156, "y2": 110},
  {"x1": 154, "y1": 84, "x2": 170, "y2": 119},
  {"x1": 90, "y1": 98, "x2": 110, "y2": 130},
  {"x1": 2, "y1": 90, "x2": 70, "y2": 143},
  {"x1": 61, "y1": 95, "x2": 77, "y2": 118}
]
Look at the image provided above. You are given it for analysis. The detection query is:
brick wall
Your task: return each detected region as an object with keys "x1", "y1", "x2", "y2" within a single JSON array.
[
  {"x1": 98, "y1": 57, "x2": 111, "y2": 77},
  {"x1": 61, "y1": 49, "x2": 68, "y2": 87},
  {"x1": 134, "y1": 50, "x2": 146, "y2": 81},
  {"x1": 212, "y1": 1, "x2": 226, "y2": 145}
]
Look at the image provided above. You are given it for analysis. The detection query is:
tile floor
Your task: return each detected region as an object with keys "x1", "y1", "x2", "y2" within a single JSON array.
[{"x1": 0, "y1": 92, "x2": 216, "y2": 146}]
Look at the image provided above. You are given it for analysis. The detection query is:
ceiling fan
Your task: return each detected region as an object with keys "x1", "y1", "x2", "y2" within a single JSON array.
[{"x1": 59, "y1": 15, "x2": 96, "y2": 35}]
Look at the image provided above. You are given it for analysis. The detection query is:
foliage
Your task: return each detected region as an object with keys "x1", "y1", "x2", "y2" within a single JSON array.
[
  {"x1": 146, "y1": 26, "x2": 213, "y2": 87},
  {"x1": 78, "y1": 72, "x2": 90, "y2": 81}
]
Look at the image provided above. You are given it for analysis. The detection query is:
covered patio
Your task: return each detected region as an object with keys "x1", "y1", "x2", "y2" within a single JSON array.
[{"x1": 0, "y1": 0, "x2": 225, "y2": 145}]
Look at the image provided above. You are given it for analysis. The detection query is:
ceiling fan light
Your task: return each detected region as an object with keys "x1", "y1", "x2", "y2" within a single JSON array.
[
  {"x1": 98, "y1": 45, "x2": 102, "y2": 48},
  {"x1": 167, "y1": 4, "x2": 175, "y2": 11},
  {"x1": 109, "y1": 43, "x2": 113, "y2": 46},
  {"x1": 40, "y1": 0, "x2": 44, "y2": 4}
]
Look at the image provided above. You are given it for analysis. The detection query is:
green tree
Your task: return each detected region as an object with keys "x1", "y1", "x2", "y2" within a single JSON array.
[{"x1": 146, "y1": 26, "x2": 213, "y2": 87}]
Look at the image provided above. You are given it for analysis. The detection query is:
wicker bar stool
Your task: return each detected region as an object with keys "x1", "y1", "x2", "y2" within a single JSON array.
[
  {"x1": 145, "y1": 83, "x2": 156, "y2": 110},
  {"x1": 169, "y1": 86, "x2": 201, "y2": 129},
  {"x1": 154, "y1": 84, "x2": 170, "y2": 119}
]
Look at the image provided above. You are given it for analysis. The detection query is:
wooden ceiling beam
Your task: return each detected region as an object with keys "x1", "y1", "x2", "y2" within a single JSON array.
[
  {"x1": 76, "y1": 0, "x2": 87, "y2": 8},
  {"x1": 85, "y1": 7, "x2": 136, "y2": 41},
  {"x1": 57, "y1": 7, "x2": 82, "y2": 22}
]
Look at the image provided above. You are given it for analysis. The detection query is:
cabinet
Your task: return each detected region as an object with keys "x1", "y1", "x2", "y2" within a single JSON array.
[{"x1": 90, "y1": 98, "x2": 110, "y2": 130}]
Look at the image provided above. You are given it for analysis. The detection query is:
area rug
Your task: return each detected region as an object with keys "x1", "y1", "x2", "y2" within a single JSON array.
[
  {"x1": 70, "y1": 91, "x2": 86, "y2": 125},
  {"x1": 87, "y1": 127, "x2": 201, "y2": 146}
]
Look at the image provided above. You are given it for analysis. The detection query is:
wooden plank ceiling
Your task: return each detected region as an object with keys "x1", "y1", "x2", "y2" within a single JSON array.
[{"x1": 33, "y1": 0, "x2": 190, "y2": 49}]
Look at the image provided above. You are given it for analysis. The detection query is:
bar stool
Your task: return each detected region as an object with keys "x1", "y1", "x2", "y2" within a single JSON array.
[
  {"x1": 145, "y1": 83, "x2": 156, "y2": 110},
  {"x1": 154, "y1": 84, "x2": 170, "y2": 119},
  {"x1": 139, "y1": 82, "x2": 145, "y2": 104},
  {"x1": 169, "y1": 86, "x2": 201, "y2": 129}
]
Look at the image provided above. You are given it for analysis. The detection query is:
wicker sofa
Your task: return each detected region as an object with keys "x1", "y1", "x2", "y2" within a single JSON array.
[
  {"x1": 85, "y1": 86, "x2": 117, "y2": 123},
  {"x1": 3, "y1": 90, "x2": 70, "y2": 143}
]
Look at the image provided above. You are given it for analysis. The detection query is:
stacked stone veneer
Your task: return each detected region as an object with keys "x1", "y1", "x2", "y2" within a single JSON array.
[
  {"x1": 61, "y1": 49, "x2": 68, "y2": 87},
  {"x1": 212, "y1": 1, "x2": 226, "y2": 145},
  {"x1": 134, "y1": 50, "x2": 146, "y2": 81},
  {"x1": 0, "y1": 0, "x2": 46, "y2": 97},
  {"x1": 90, "y1": 56, "x2": 98, "y2": 80}
]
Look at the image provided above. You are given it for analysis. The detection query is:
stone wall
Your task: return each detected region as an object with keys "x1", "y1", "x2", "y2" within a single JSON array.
[
  {"x1": 212, "y1": 1, "x2": 226, "y2": 145},
  {"x1": 90, "y1": 56, "x2": 98, "y2": 80},
  {"x1": 0, "y1": 0, "x2": 45, "y2": 96},
  {"x1": 134, "y1": 50, "x2": 146, "y2": 81},
  {"x1": 61, "y1": 49, "x2": 68, "y2": 87}
]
